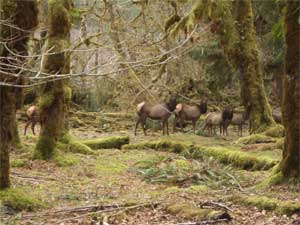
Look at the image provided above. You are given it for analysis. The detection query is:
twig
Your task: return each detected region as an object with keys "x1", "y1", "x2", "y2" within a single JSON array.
[
  {"x1": 177, "y1": 219, "x2": 230, "y2": 225},
  {"x1": 225, "y1": 172, "x2": 244, "y2": 192},
  {"x1": 11, "y1": 172, "x2": 57, "y2": 182}
]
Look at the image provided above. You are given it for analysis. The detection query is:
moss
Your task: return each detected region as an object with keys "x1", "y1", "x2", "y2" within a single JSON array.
[
  {"x1": 38, "y1": 92, "x2": 55, "y2": 110},
  {"x1": 34, "y1": 136, "x2": 57, "y2": 160},
  {"x1": 70, "y1": 117, "x2": 86, "y2": 128},
  {"x1": 164, "y1": 186, "x2": 180, "y2": 194},
  {"x1": 234, "y1": 195, "x2": 300, "y2": 216},
  {"x1": 10, "y1": 159, "x2": 26, "y2": 168},
  {"x1": 264, "y1": 125, "x2": 285, "y2": 138},
  {"x1": 82, "y1": 136, "x2": 129, "y2": 150},
  {"x1": 53, "y1": 153, "x2": 79, "y2": 167},
  {"x1": 0, "y1": 188, "x2": 44, "y2": 211},
  {"x1": 186, "y1": 185, "x2": 208, "y2": 194},
  {"x1": 63, "y1": 86, "x2": 72, "y2": 101},
  {"x1": 236, "y1": 134, "x2": 275, "y2": 145},
  {"x1": 123, "y1": 141, "x2": 277, "y2": 170},
  {"x1": 68, "y1": 141, "x2": 95, "y2": 155},
  {"x1": 166, "y1": 202, "x2": 221, "y2": 220}
]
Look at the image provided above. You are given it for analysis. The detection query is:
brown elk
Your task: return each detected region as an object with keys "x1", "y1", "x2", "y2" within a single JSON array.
[
  {"x1": 231, "y1": 110, "x2": 250, "y2": 136},
  {"x1": 173, "y1": 98, "x2": 208, "y2": 133},
  {"x1": 203, "y1": 106, "x2": 233, "y2": 136},
  {"x1": 134, "y1": 95, "x2": 177, "y2": 136},
  {"x1": 24, "y1": 106, "x2": 40, "y2": 135}
]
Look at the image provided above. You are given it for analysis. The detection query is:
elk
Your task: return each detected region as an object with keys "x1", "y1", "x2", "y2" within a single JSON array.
[
  {"x1": 231, "y1": 110, "x2": 250, "y2": 136},
  {"x1": 173, "y1": 98, "x2": 208, "y2": 133},
  {"x1": 134, "y1": 95, "x2": 177, "y2": 136},
  {"x1": 24, "y1": 105, "x2": 40, "y2": 135},
  {"x1": 203, "y1": 106, "x2": 233, "y2": 136},
  {"x1": 272, "y1": 110, "x2": 282, "y2": 123}
]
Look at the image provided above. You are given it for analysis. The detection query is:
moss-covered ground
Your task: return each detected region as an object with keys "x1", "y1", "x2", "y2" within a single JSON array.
[{"x1": 2, "y1": 114, "x2": 299, "y2": 224}]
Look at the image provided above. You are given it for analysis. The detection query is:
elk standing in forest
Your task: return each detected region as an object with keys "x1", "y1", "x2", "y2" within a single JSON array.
[
  {"x1": 173, "y1": 97, "x2": 208, "y2": 133},
  {"x1": 134, "y1": 95, "x2": 177, "y2": 136},
  {"x1": 231, "y1": 110, "x2": 250, "y2": 136},
  {"x1": 204, "y1": 106, "x2": 233, "y2": 136},
  {"x1": 24, "y1": 106, "x2": 40, "y2": 135}
]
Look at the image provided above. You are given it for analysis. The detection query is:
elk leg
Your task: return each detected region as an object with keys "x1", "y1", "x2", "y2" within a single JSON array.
[
  {"x1": 173, "y1": 116, "x2": 177, "y2": 133},
  {"x1": 192, "y1": 120, "x2": 196, "y2": 134},
  {"x1": 134, "y1": 118, "x2": 140, "y2": 136},
  {"x1": 24, "y1": 121, "x2": 31, "y2": 135},
  {"x1": 141, "y1": 118, "x2": 147, "y2": 136},
  {"x1": 162, "y1": 120, "x2": 165, "y2": 135},
  {"x1": 166, "y1": 119, "x2": 169, "y2": 135},
  {"x1": 31, "y1": 121, "x2": 36, "y2": 135}
]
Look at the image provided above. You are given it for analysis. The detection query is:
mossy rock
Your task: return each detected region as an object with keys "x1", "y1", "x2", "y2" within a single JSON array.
[
  {"x1": 0, "y1": 188, "x2": 44, "y2": 212},
  {"x1": 236, "y1": 134, "x2": 276, "y2": 145},
  {"x1": 264, "y1": 125, "x2": 285, "y2": 138},
  {"x1": 233, "y1": 195, "x2": 300, "y2": 216},
  {"x1": 82, "y1": 136, "x2": 129, "y2": 150},
  {"x1": 166, "y1": 202, "x2": 222, "y2": 220}
]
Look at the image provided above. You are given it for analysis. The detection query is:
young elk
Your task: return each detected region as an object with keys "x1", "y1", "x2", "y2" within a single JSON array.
[
  {"x1": 203, "y1": 106, "x2": 233, "y2": 136},
  {"x1": 24, "y1": 106, "x2": 40, "y2": 135},
  {"x1": 231, "y1": 110, "x2": 250, "y2": 136},
  {"x1": 173, "y1": 98, "x2": 208, "y2": 133},
  {"x1": 134, "y1": 95, "x2": 177, "y2": 136}
]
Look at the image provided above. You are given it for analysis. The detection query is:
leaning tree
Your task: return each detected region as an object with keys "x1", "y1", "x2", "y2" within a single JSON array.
[{"x1": 0, "y1": 0, "x2": 38, "y2": 189}]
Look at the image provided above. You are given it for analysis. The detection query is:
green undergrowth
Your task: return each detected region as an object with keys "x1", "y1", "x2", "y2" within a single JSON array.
[
  {"x1": 0, "y1": 188, "x2": 44, "y2": 211},
  {"x1": 123, "y1": 141, "x2": 277, "y2": 170},
  {"x1": 53, "y1": 152, "x2": 80, "y2": 167},
  {"x1": 82, "y1": 136, "x2": 129, "y2": 150},
  {"x1": 232, "y1": 195, "x2": 300, "y2": 216},
  {"x1": 131, "y1": 155, "x2": 237, "y2": 188},
  {"x1": 263, "y1": 125, "x2": 285, "y2": 138}
]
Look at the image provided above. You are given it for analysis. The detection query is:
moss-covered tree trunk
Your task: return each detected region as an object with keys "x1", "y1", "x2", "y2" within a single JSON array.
[
  {"x1": 278, "y1": 0, "x2": 299, "y2": 178},
  {"x1": 0, "y1": 0, "x2": 38, "y2": 189},
  {"x1": 235, "y1": 0, "x2": 275, "y2": 133},
  {"x1": 35, "y1": 0, "x2": 72, "y2": 160}
]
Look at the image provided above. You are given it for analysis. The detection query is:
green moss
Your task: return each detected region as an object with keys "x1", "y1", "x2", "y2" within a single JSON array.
[
  {"x1": 164, "y1": 186, "x2": 180, "y2": 194},
  {"x1": 166, "y1": 202, "x2": 220, "y2": 220},
  {"x1": 264, "y1": 125, "x2": 285, "y2": 138},
  {"x1": 10, "y1": 159, "x2": 26, "y2": 168},
  {"x1": 82, "y1": 136, "x2": 129, "y2": 150},
  {"x1": 186, "y1": 185, "x2": 208, "y2": 194},
  {"x1": 0, "y1": 188, "x2": 44, "y2": 211},
  {"x1": 68, "y1": 141, "x2": 95, "y2": 155},
  {"x1": 53, "y1": 153, "x2": 79, "y2": 167},
  {"x1": 34, "y1": 136, "x2": 57, "y2": 160},
  {"x1": 236, "y1": 134, "x2": 275, "y2": 145},
  {"x1": 64, "y1": 86, "x2": 72, "y2": 101},
  {"x1": 38, "y1": 92, "x2": 55, "y2": 110},
  {"x1": 123, "y1": 141, "x2": 277, "y2": 170},
  {"x1": 234, "y1": 195, "x2": 300, "y2": 216},
  {"x1": 70, "y1": 117, "x2": 86, "y2": 128}
]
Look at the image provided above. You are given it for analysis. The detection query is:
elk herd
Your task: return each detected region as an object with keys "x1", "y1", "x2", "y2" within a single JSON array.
[
  {"x1": 23, "y1": 95, "x2": 282, "y2": 137},
  {"x1": 134, "y1": 95, "x2": 281, "y2": 137}
]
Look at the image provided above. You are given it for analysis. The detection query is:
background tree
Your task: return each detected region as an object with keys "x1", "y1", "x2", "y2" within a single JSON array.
[
  {"x1": 34, "y1": 0, "x2": 72, "y2": 159},
  {"x1": 0, "y1": 0, "x2": 38, "y2": 189},
  {"x1": 277, "y1": 0, "x2": 299, "y2": 179}
]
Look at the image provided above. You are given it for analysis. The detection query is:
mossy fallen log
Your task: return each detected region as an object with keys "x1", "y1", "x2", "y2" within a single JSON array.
[
  {"x1": 232, "y1": 195, "x2": 300, "y2": 216},
  {"x1": 236, "y1": 134, "x2": 276, "y2": 145},
  {"x1": 82, "y1": 136, "x2": 130, "y2": 150},
  {"x1": 122, "y1": 141, "x2": 277, "y2": 170}
]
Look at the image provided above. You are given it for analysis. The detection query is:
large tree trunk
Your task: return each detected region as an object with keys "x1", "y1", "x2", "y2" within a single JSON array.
[
  {"x1": 34, "y1": 0, "x2": 72, "y2": 160},
  {"x1": 0, "y1": 0, "x2": 38, "y2": 189},
  {"x1": 235, "y1": 0, "x2": 275, "y2": 133},
  {"x1": 278, "y1": 0, "x2": 300, "y2": 178}
]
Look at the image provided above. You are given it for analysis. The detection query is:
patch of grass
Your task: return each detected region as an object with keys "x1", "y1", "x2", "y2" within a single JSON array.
[
  {"x1": 236, "y1": 134, "x2": 276, "y2": 145},
  {"x1": 123, "y1": 141, "x2": 277, "y2": 170},
  {"x1": 10, "y1": 159, "x2": 26, "y2": 168},
  {"x1": 0, "y1": 188, "x2": 44, "y2": 211},
  {"x1": 233, "y1": 195, "x2": 300, "y2": 216},
  {"x1": 82, "y1": 136, "x2": 129, "y2": 149},
  {"x1": 53, "y1": 152, "x2": 80, "y2": 167}
]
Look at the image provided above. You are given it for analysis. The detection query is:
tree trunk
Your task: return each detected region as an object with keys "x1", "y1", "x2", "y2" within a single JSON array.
[
  {"x1": 0, "y1": 0, "x2": 38, "y2": 189},
  {"x1": 235, "y1": 0, "x2": 275, "y2": 133},
  {"x1": 279, "y1": 0, "x2": 300, "y2": 178},
  {"x1": 35, "y1": 0, "x2": 72, "y2": 160}
]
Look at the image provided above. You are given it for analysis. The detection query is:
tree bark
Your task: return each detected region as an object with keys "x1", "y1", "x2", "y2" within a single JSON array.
[
  {"x1": 279, "y1": 0, "x2": 300, "y2": 178},
  {"x1": 35, "y1": 0, "x2": 72, "y2": 160},
  {"x1": 235, "y1": 0, "x2": 275, "y2": 133},
  {"x1": 0, "y1": 0, "x2": 38, "y2": 189}
]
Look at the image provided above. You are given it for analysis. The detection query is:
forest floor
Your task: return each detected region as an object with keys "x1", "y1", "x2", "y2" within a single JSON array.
[{"x1": 1, "y1": 112, "x2": 300, "y2": 225}]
